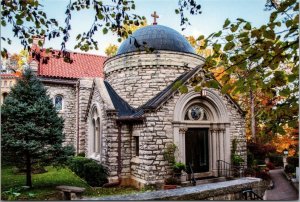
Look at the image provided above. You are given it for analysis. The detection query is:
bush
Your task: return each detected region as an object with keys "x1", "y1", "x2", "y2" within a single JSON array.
[
  {"x1": 165, "y1": 177, "x2": 180, "y2": 185},
  {"x1": 247, "y1": 142, "x2": 276, "y2": 160},
  {"x1": 173, "y1": 162, "x2": 186, "y2": 173},
  {"x1": 268, "y1": 154, "x2": 283, "y2": 167},
  {"x1": 266, "y1": 162, "x2": 275, "y2": 170},
  {"x1": 285, "y1": 164, "x2": 296, "y2": 174},
  {"x1": 255, "y1": 170, "x2": 271, "y2": 180},
  {"x1": 83, "y1": 162, "x2": 108, "y2": 187},
  {"x1": 287, "y1": 156, "x2": 299, "y2": 168},
  {"x1": 232, "y1": 154, "x2": 244, "y2": 166},
  {"x1": 244, "y1": 167, "x2": 256, "y2": 176},
  {"x1": 68, "y1": 157, "x2": 108, "y2": 187}
]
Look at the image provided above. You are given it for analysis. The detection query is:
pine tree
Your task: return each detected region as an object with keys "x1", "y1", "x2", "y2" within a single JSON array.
[{"x1": 1, "y1": 69, "x2": 74, "y2": 187}]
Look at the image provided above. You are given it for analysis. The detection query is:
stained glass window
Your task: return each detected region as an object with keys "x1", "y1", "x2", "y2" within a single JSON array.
[
  {"x1": 184, "y1": 105, "x2": 208, "y2": 121},
  {"x1": 54, "y1": 95, "x2": 63, "y2": 111}
]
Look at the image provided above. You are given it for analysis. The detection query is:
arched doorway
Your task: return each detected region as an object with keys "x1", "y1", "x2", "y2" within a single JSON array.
[{"x1": 173, "y1": 89, "x2": 230, "y2": 178}]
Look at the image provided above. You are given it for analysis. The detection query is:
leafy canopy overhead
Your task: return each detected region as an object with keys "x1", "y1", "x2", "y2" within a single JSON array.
[
  {"x1": 195, "y1": 0, "x2": 298, "y2": 140},
  {"x1": 1, "y1": 0, "x2": 202, "y2": 58}
]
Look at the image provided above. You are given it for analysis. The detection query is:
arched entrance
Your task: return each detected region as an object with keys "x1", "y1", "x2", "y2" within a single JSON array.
[{"x1": 173, "y1": 89, "x2": 231, "y2": 178}]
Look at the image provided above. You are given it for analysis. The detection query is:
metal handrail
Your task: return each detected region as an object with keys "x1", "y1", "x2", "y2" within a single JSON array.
[
  {"x1": 241, "y1": 189, "x2": 263, "y2": 200},
  {"x1": 189, "y1": 163, "x2": 196, "y2": 186},
  {"x1": 217, "y1": 160, "x2": 245, "y2": 178}
]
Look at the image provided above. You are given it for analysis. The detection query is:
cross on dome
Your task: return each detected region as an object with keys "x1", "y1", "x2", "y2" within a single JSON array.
[{"x1": 151, "y1": 11, "x2": 159, "y2": 25}]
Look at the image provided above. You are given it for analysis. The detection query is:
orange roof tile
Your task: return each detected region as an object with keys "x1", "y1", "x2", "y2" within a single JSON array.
[{"x1": 35, "y1": 49, "x2": 107, "y2": 79}]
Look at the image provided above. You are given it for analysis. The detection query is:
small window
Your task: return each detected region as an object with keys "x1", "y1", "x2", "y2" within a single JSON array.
[
  {"x1": 184, "y1": 105, "x2": 209, "y2": 121},
  {"x1": 4, "y1": 81, "x2": 7, "y2": 87},
  {"x1": 134, "y1": 136, "x2": 139, "y2": 156},
  {"x1": 9, "y1": 81, "x2": 12, "y2": 87},
  {"x1": 54, "y1": 95, "x2": 63, "y2": 111}
]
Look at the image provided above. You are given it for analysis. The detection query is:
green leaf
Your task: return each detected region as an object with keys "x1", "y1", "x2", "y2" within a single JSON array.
[
  {"x1": 285, "y1": 19, "x2": 293, "y2": 27},
  {"x1": 223, "y1": 18, "x2": 231, "y2": 28},
  {"x1": 197, "y1": 35, "x2": 204, "y2": 40},
  {"x1": 230, "y1": 24, "x2": 238, "y2": 32},
  {"x1": 213, "y1": 44, "x2": 221, "y2": 52},
  {"x1": 263, "y1": 30, "x2": 275, "y2": 40},
  {"x1": 194, "y1": 86, "x2": 202, "y2": 92},
  {"x1": 16, "y1": 19, "x2": 23, "y2": 25},
  {"x1": 279, "y1": 88, "x2": 290, "y2": 97},
  {"x1": 243, "y1": 22, "x2": 251, "y2": 30},
  {"x1": 223, "y1": 41, "x2": 235, "y2": 51},
  {"x1": 179, "y1": 85, "x2": 188, "y2": 94},
  {"x1": 1, "y1": 20, "x2": 6, "y2": 26},
  {"x1": 175, "y1": 9, "x2": 179, "y2": 14},
  {"x1": 269, "y1": 12, "x2": 277, "y2": 22},
  {"x1": 102, "y1": 27, "x2": 108, "y2": 34},
  {"x1": 76, "y1": 34, "x2": 81, "y2": 40},
  {"x1": 221, "y1": 84, "x2": 231, "y2": 94},
  {"x1": 97, "y1": 13, "x2": 104, "y2": 20},
  {"x1": 214, "y1": 31, "x2": 222, "y2": 37},
  {"x1": 205, "y1": 80, "x2": 219, "y2": 89},
  {"x1": 225, "y1": 34, "x2": 234, "y2": 41}
]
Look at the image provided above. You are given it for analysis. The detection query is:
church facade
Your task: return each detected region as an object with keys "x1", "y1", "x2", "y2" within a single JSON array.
[{"x1": 31, "y1": 24, "x2": 246, "y2": 188}]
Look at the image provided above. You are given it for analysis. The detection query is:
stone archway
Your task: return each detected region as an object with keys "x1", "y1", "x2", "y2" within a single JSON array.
[{"x1": 173, "y1": 89, "x2": 231, "y2": 177}]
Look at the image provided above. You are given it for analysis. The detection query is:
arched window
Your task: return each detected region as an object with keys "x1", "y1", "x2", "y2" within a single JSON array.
[
  {"x1": 54, "y1": 95, "x2": 63, "y2": 111},
  {"x1": 184, "y1": 104, "x2": 209, "y2": 121},
  {"x1": 2, "y1": 92, "x2": 8, "y2": 104},
  {"x1": 92, "y1": 108, "x2": 101, "y2": 155}
]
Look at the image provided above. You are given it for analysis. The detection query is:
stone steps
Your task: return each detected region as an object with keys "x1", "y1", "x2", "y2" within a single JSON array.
[{"x1": 181, "y1": 176, "x2": 228, "y2": 187}]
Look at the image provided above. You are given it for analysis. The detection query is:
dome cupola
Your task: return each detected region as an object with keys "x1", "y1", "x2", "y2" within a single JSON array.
[{"x1": 116, "y1": 25, "x2": 195, "y2": 55}]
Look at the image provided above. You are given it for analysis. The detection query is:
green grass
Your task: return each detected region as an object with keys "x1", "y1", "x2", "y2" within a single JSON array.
[{"x1": 1, "y1": 166, "x2": 140, "y2": 200}]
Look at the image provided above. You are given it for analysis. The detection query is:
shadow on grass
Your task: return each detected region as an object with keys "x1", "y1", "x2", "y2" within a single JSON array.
[{"x1": 1, "y1": 166, "x2": 140, "y2": 200}]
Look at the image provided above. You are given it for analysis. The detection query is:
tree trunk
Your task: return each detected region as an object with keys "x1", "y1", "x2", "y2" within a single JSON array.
[
  {"x1": 25, "y1": 151, "x2": 32, "y2": 188},
  {"x1": 250, "y1": 90, "x2": 256, "y2": 142}
]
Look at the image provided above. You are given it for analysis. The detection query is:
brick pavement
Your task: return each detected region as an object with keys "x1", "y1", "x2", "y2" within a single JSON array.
[{"x1": 264, "y1": 169, "x2": 299, "y2": 201}]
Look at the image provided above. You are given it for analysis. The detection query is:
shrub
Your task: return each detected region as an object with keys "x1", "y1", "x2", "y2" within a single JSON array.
[
  {"x1": 77, "y1": 152, "x2": 86, "y2": 157},
  {"x1": 266, "y1": 162, "x2": 275, "y2": 170},
  {"x1": 68, "y1": 157, "x2": 108, "y2": 187},
  {"x1": 268, "y1": 154, "x2": 283, "y2": 167},
  {"x1": 287, "y1": 156, "x2": 299, "y2": 168},
  {"x1": 232, "y1": 154, "x2": 244, "y2": 166},
  {"x1": 83, "y1": 162, "x2": 108, "y2": 187},
  {"x1": 255, "y1": 170, "x2": 271, "y2": 180},
  {"x1": 173, "y1": 162, "x2": 186, "y2": 173},
  {"x1": 285, "y1": 164, "x2": 296, "y2": 174},
  {"x1": 165, "y1": 177, "x2": 180, "y2": 185},
  {"x1": 244, "y1": 167, "x2": 256, "y2": 176},
  {"x1": 247, "y1": 142, "x2": 276, "y2": 161}
]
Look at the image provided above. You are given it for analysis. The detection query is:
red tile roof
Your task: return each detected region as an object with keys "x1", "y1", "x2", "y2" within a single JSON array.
[{"x1": 35, "y1": 48, "x2": 107, "y2": 79}]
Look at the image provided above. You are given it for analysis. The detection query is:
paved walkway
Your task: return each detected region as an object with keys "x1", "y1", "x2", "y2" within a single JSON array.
[{"x1": 264, "y1": 169, "x2": 299, "y2": 201}]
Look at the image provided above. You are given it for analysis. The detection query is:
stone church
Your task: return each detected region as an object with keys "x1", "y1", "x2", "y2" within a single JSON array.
[{"x1": 30, "y1": 23, "x2": 246, "y2": 188}]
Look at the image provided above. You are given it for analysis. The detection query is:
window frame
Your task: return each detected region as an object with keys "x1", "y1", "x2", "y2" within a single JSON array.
[{"x1": 54, "y1": 94, "x2": 64, "y2": 111}]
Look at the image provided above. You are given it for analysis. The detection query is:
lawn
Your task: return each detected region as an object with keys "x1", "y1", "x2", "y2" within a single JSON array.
[{"x1": 1, "y1": 166, "x2": 140, "y2": 200}]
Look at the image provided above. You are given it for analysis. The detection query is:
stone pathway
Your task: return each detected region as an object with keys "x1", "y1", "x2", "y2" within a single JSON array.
[{"x1": 264, "y1": 169, "x2": 299, "y2": 201}]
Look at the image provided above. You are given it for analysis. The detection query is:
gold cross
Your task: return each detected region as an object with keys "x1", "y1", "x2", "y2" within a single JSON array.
[{"x1": 151, "y1": 11, "x2": 159, "y2": 25}]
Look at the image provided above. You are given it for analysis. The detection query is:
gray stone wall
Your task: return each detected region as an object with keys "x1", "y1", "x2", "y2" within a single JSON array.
[
  {"x1": 78, "y1": 78, "x2": 94, "y2": 153},
  {"x1": 44, "y1": 83, "x2": 77, "y2": 148},
  {"x1": 128, "y1": 85, "x2": 246, "y2": 185},
  {"x1": 104, "y1": 51, "x2": 204, "y2": 108},
  {"x1": 86, "y1": 178, "x2": 266, "y2": 200}
]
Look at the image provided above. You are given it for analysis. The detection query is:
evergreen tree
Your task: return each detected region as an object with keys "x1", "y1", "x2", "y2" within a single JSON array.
[{"x1": 1, "y1": 69, "x2": 74, "y2": 187}]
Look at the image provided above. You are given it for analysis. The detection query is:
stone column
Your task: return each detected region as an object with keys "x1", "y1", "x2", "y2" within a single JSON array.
[
  {"x1": 209, "y1": 130, "x2": 213, "y2": 173},
  {"x1": 179, "y1": 127, "x2": 188, "y2": 163},
  {"x1": 210, "y1": 129, "x2": 217, "y2": 176},
  {"x1": 179, "y1": 127, "x2": 188, "y2": 182}
]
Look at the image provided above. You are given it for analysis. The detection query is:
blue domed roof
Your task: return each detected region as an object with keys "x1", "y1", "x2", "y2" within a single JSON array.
[{"x1": 117, "y1": 25, "x2": 195, "y2": 55}]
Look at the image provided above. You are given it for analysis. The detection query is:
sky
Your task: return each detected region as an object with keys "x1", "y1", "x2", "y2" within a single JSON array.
[{"x1": 2, "y1": 0, "x2": 271, "y2": 56}]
